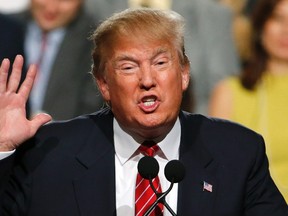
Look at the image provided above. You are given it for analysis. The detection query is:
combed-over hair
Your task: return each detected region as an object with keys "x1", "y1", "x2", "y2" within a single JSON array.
[{"x1": 90, "y1": 8, "x2": 188, "y2": 79}]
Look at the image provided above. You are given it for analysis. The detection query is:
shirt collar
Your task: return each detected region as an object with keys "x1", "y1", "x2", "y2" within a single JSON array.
[
  {"x1": 27, "y1": 21, "x2": 66, "y2": 42},
  {"x1": 114, "y1": 118, "x2": 181, "y2": 165}
]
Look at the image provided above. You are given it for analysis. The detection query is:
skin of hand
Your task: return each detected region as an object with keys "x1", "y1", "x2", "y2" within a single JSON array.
[{"x1": 0, "y1": 55, "x2": 52, "y2": 151}]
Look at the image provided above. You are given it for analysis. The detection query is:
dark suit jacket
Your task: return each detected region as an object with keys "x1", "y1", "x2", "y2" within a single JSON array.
[
  {"x1": 0, "y1": 13, "x2": 25, "y2": 63},
  {"x1": 13, "y1": 8, "x2": 104, "y2": 120},
  {"x1": 0, "y1": 108, "x2": 287, "y2": 216}
]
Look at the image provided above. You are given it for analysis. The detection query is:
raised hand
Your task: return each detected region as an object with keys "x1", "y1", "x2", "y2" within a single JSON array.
[{"x1": 0, "y1": 55, "x2": 52, "y2": 151}]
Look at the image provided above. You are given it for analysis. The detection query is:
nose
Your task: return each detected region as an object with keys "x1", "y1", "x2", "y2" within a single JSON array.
[{"x1": 139, "y1": 64, "x2": 156, "y2": 90}]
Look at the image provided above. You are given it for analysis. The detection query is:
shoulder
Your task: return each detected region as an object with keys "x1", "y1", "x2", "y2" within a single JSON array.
[
  {"x1": 208, "y1": 77, "x2": 239, "y2": 118},
  {"x1": 37, "y1": 107, "x2": 113, "y2": 138},
  {"x1": 214, "y1": 76, "x2": 240, "y2": 91},
  {"x1": 211, "y1": 78, "x2": 232, "y2": 97},
  {"x1": 0, "y1": 13, "x2": 25, "y2": 34},
  {"x1": 181, "y1": 111, "x2": 265, "y2": 157},
  {"x1": 181, "y1": 112, "x2": 266, "y2": 172},
  {"x1": 15, "y1": 108, "x2": 113, "y2": 166},
  {"x1": 209, "y1": 77, "x2": 238, "y2": 102},
  {"x1": 182, "y1": 111, "x2": 259, "y2": 134}
]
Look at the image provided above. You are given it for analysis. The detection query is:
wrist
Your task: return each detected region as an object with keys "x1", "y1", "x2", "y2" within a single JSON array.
[{"x1": 0, "y1": 142, "x2": 16, "y2": 151}]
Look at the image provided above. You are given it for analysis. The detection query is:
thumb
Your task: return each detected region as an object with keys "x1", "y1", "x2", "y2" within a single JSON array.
[{"x1": 30, "y1": 113, "x2": 52, "y2": 135}]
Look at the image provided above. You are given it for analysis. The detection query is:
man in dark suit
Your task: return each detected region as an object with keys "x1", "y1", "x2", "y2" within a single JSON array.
[
  {"x1": 0, "y1": 8, "x2": 287, "y2": 216},
  {"x1": 12, "y1": 0, "x2": 104, "y2": 120}
]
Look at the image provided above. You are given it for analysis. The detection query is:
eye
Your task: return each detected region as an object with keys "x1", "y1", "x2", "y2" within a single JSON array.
[
  {"x1": 156, "y1": 60, "x2": 166, "y2": 65},
  {"x1": 154, "y1": 58, "x2": 169, "y2": 70},
  {"x1": 116, "y1": 62, "x2": 139, "y2": 74},
  {"x1": 270, "y1": 12, "x2": 285, "y2": 23}
]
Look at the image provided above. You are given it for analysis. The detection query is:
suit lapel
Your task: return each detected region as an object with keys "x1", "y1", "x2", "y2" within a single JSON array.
[
  {"x1": 73, "y1": 109, "x2": 117, "y2": 216},
  {"x1": 177, "y1": 112, "x2": 218, "y2": 216}
]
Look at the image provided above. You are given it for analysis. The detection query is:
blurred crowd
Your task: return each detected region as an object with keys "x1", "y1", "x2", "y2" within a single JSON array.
[{"x1": 0, "y1": 0, "x2": 287, "y2": 203}]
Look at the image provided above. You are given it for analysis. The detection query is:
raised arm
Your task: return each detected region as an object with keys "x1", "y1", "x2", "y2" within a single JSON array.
[{"x1": 0, "y1": 55, "x2": 52, "y2": 151}]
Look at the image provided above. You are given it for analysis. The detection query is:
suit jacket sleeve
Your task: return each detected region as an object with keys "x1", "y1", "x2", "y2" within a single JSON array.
[
  {"x1": 244, "y1": 135, "x2": 288, "y2": 215},
  {"x1": 0, "y1": 154, "x2": 15, "y2": 200}
]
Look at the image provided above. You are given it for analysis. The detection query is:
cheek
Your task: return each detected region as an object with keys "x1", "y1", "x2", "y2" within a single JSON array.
[
  {"x1": 31, "y1": 2, "x2": 43, "y2": 17},
  {"x1": 160, "y1": 72, "x2": 184, "y2": 98},
  {"x1": 31, "y1": 0, "x2": 43, "y2": 7},
  {"x1": 59, "y1": 3, "x2": 81, "y2": 21},
  {"x1": 107, "y1": 76, "x2": 136, "y2": 100},
  {"x1": 262, "y1": 23, "x2": 280, "y2": 45},
  {"x1": 59, "y1": 12, "x2": 76, "y2": 24},
  {"x1": 262, "y1": 34, "x2": 279, "y2": 57}
]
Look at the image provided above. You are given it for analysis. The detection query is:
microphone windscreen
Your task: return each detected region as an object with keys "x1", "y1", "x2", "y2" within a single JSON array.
[
  {"x1": 138, "y1": 156, "x2": 159, "y2": 179},
  {"x1": 164, "y1": 160, "x2": 185, "y2": 183}
]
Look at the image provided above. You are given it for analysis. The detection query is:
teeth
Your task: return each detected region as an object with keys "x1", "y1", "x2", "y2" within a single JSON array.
[
  {"x1": 144, "y1": 101, "x2": 155, "y2": 106},
  {"x1": 143, "y1": 98, "x2": 155, "y2": 106}
]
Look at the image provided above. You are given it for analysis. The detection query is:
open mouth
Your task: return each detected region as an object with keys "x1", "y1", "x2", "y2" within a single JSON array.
[{"x1": 139, "y1": 96, "x2": 159, "y2": 112}]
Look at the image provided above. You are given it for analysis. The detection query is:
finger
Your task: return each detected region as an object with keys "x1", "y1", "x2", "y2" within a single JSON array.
[
  {"x1": 18, "y1": 64, "x2": 37, "y2": 101},
  {"x1": 0, "y1": 58, "x2": 10, "y2": 93},
  {"x1": 7, "y1": 55, "x2": 24, "y2": 93},
  {"x1": 30, "y1": 113, "x2": 52, "y2": 136}
]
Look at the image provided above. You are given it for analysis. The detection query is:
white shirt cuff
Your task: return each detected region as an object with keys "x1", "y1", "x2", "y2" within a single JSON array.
[{"x1": 0, "y1": 149, "x2": 15, "y2": 160}]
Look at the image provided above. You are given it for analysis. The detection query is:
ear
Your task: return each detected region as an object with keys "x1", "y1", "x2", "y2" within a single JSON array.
[
  {"x1": 96, "y1": 76, "x2": 110, "y2": 101},
  {"x1": 181, "y1": 62, "x2": 190, "y2": 91}
]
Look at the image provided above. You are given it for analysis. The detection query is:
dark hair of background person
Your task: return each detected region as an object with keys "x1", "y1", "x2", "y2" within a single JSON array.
[{"x1": 240, "y1": 0, "x2": 280, "y2": 90}]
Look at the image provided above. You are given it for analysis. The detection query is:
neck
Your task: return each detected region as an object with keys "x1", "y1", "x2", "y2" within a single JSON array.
[{"x1": 267, "y1": 59, "x2": 288, "y2": 75}]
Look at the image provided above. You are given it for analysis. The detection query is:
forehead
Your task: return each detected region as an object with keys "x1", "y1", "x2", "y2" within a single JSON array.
[
  {"x1": 109, "y1": 36, "x2": 175, "y2": 60},
  {"x1": 274, "y1": 0, "x2": 288, "y2": 11},
  {"x1": 31, "y1": 0, "x2": 82, "y2": 6}
]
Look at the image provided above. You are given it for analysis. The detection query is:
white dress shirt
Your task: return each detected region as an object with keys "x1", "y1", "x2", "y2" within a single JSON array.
[
  {"x1": 114, "y1": 117, "x2": 181, "y2": 216},
  {"x1": 0, "y1": 149, "x2": 15, "y2": 160}
]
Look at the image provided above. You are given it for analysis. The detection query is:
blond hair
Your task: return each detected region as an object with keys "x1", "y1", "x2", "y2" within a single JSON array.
[{"x1": 90, "y1": 8, "x2": 188, "y2": 79}]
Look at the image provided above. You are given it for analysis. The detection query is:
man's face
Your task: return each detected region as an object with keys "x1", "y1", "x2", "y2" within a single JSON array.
[
  {"x1": 97, "y1": 36, "x2": 190, "y2": 140},
  {"x1": 31, "y1": 0, "x2": 83, "y2": 31}
]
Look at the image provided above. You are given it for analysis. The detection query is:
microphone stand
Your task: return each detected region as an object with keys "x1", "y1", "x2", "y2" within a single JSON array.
[{"x1": 143, "y1": 177, "x2": 177, "y2": 216}]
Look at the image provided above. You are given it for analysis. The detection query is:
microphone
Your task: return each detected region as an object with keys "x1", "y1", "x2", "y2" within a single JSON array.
[
  {"x1": 164, "y1": 160, "x2": 185, "y2": 183},
  {"x1": 137, "y1": 157, "x2": 185, "y2": 216},
  {"x1": 137, "y1": 156, "x2": 159, "y2": 179}
]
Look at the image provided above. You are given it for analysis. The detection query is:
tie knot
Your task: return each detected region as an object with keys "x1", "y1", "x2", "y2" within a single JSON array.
[{"x1": 139, "y1": 142, "x2": 159, "y2": 157}]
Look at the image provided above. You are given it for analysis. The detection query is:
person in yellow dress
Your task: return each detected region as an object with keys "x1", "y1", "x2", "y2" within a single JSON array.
[{"x1": 209, "y1": 0, "x2": 288, "y2": 202}]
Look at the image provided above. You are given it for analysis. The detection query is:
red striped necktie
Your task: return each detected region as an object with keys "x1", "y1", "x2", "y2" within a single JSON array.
[
  {"x1": 135, "y1": 144, "x2": 164, "y2": 216},
  {"x1": 36, "y1": 32, "x2": 47, "y2": 70}
]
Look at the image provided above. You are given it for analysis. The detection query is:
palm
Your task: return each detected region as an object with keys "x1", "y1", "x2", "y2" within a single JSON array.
[{"x1": 0, "y1": 56, "x2": 51, "y2": 151}]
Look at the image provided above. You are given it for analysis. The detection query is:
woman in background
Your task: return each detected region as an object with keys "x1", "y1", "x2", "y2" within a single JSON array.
[{"x1": 209, "y1": 0, "x2": 288, "y2": 202}]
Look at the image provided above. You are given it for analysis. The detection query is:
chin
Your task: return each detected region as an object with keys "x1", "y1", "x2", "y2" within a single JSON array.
[{"x1": 140, "y1": 114, "x2": 172, "y2": 129}]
